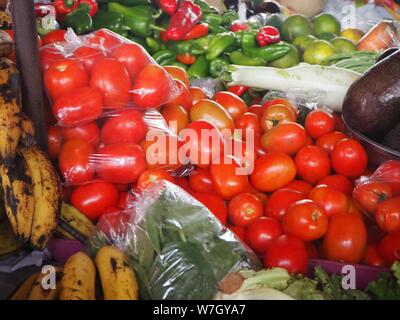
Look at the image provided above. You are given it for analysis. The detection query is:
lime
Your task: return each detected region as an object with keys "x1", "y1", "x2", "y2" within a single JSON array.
[
  {"x1": 266, "y1": 13, "x2": 285, "y2": 32},
  {"x1": 312, "y1": 13, "x2": 341, "y2": 36},
  {"x1": 269, "y1": 45, "x2": 300, "y2": 68},
  {"x1": 340, "y1": 28, "x2": 364, "y2": 43},
  {"x1": 318, "y1": 32, "x2": 336, "y2": 41},
  {"x1": 330, "y1": 37, "x2": 357, "y2": 54},
  {"x1": 293, "y1": 34, "x2": 318, "y2": 53},
  {"x1": 281, "y1": 14, "x2": 315, "y2": 43},
  {"x1": 303, "y1": 39, "x2": 336, "y2": 65}
]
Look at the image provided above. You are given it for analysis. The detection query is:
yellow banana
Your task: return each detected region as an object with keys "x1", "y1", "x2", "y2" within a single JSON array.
[
  {"x1": 96, "y1": 246, "x2": 139, "y2": 300},
  {"x1": 28, "y1": 266, "x2": 63, "y2": 300},
  {"x1": 55, "y1": 226, "x2": 76, "y2": 241},
  {"x1": 0, "y1": 156, "x2": 34, "y2": 242},
  {"x1": 19, "y1": 113, "x2": 35, "y2": 147},
  {"x1": 10, "y1": 272, "x2": 39, "y2": 300},
  {"x1": 58, "y1": 202, "x2": 95, "y2": 240},
  {"x1": 20, "y1": 146, "x2": 61, "y2": 250},
  {"x1": 0, "y1": 58, "x2": 21, "y2": 164},
  {"x1": 60, "y1": 252, "x2": 96, "y2": 300}
]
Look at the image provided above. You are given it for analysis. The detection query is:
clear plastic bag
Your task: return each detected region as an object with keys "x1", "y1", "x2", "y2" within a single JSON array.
[{"x1": 89, "y1": 180, "x2": 261, "y2": 300}]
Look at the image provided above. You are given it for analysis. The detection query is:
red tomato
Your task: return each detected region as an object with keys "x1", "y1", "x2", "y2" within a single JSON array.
[
  {"x1": 375, "y1": 197, "x2": 400, "y2": 233},
  {"x1": 189, "y1": 86, "x2": 208, "y2": 105},
  {"x1": 260, "y1": 104, "x2": 296, "y2": 132},
  {"x1": 59, "y1": 139, "x2": 94, "y2": 185},
  {"x1": 226, "y1": 138, "x2": 257, "y2": 172},
  {"x1": 165, "y1": 79, "x2": 193, "y2": 111},
  {"x1": 137, "y1": 168, "x2": 175, "y2": 189},
  {"x1": 131, "y1": 64, "x2": 172, "y2": 109},
  {"x1": 282, "y1": 199, "x2": 329, "y2": 241},
  {"x1": 228, "y1": 225, "x2": 246, "y2": 242},
  {"x1": 164, "y1": 66, "x2": 190, "y2": 88},
  {"x1": 214, "y1": 91, "x2": 248, "y2": 120},
  {"x1": 250, "y1": 152, "x2": 296, "y2": 192},
  {"x1": 317, "y1": 174, "x2": 353, "y2": 196},
  {"x1": 364, "y1": 244, "x2": 387, "y2": 267},
  {"x1": 89, "y1": 29, "x2": 123, "y2": 51},
  {"x1": 193, "y1": 192, "x2": 228, "y2": 225},
  {"x1": 175, "y1": 177, "x2": 192, "y2": 192},
  {"x1": 322, "y1": 213, "x2": 367, "y2": 263},
  {"x1": 42, "y1": 30, "x2": 67, "y2": 45},
  {"x1": 118, "y1": 191, "x2": 128, "y2": 209},
  {"x1": 333, "y1": 112, "x2": 346, "y2": 132},
  {"x1": 100, "y1": 109, "x2": 147, "y2": 145},
  {"x1": 47, "y1": 125, "x2": 62, "y2": 159},
  {"x1": 95, "y1": 143, "x2": 147, "y2": 184},
  {"x1": 44, "y1": 59, "x2": 89, "y2": 100},
  {"x1": 264, "y1": 234, "x2": 308, "y2": 274},
  {"x1": 284, "y1": 180, "x2": 313, "y2": 195},
  {"x1": 315, "y1": 131, "x2": 347, "y2": 154},
  {"x1": 52, "y1": 87, "x2": 103, "y2": 127},
  {"x1": 61, "y1": 122, "x2": 100, "y2": 147},
  {"x1": 378, "y1": 231, "x2": 400, "y2": 265},
  {"x1": 40, "y1": 47, "x2": 64, "y2": 72},
  {"x1": 235, "y1": 112, "x2": 262, "y2": 137},
  {"x1": 228, "y1": 193, "x2": 264, "y2": 227},
  {"x1": 141, "y1": 135, "x2": 183, "y2": 170},
  {"x1": 262, "y1": 98, "x2": 293, "y2": 110},
  {"x1": 72, "y1": 46, "x2": 107, "y2": 73},
  {"x1": 245, "y1": 217, "x2": 282, "y2": 254},
  {"x1": 247, "y1": 104, "x2": 264, "y2": 117},
  {"x1": 305, "y1": 109, "x2": 335, "y2": 139},
  {"x1": 352, "y1": 181, "x2": 393, "y2": 214},
  {"x1": 188, "y1": 168, "x2": 214, "y2": 193},
  {"x1": 261, "y1": 122, "x2": 307, "y2": 155},
  {"x1": 71, "y1": 181, "x2": 119, "y2": 221},
  {"x1": 111, "y1": 43, "x2": 152, "y2": 81},
  {"x1": 295, "y1": 145, "x2": 331, "y2": 184},
  {"x1": 309, "y1": 185, "x2": 348, "y2": 218},
  {"x1": 370, "y1": 161, "x2": 400, "y2": 196},
  {"x1": 331, "y1": 139, "x2": 368, "y2": 178},
  {"x1": 90, "y1": 58, "x2": 131, "y2": 109},
  {"x1": 265, "y1": 188, "x2": 306, "y2": 220},
  {"x1": 161, "y1": 104, "x2": 189, "y2": 134},
  {"x1": 253, "y1": 134, "x2": 267, "y2": 158},
  {"x1": 306, "y1": 242, "x2": 319, "y2": 259}
]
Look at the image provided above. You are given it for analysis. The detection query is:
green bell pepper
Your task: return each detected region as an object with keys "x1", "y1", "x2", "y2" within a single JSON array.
[
  {"x1": 188, "y1": 55, "x2": 209, "y2": 79},
  {"x1": 152, "y1": 49, "x2": 177, "y2": 66},
  {"x1": 221, "y1": 10, "x2": 239, "y2": 27},
  {"x1": 209, "y1": 24, "x2": 229, "y2": 34},
  {"x1": 93, "y1": 10, "x2": 128, "y2": 36},
  {"x1": 229, "y1": 50, "x2": 266, "y2": 66},
  {"x1": 62, "y1": 5, "x2": 93, "y2": 35},
  {"x1": 209, "y1": 56, "x2": 229, "y2": 78},
  {"x1": 202, "y1": 13, "x2": 222, "y2": 27},
  {"x1": 167, "y1": 40, "x2": 194, "y2": 55},
  {"x1": 127, "y1": 34, "x2": 148, "y2": 49},
  {"x1": 206, "y1": 32, "x2": 237, "y2": 61},
  {"x1": 193, "y1": 0, "x2": 218, "y2": 14},
  {"x1": 98, "y1": 0, "x2": 151, "y2": 5},
  {"x1": 146, "y1": 37, "x2": 165, "y2": 53}
]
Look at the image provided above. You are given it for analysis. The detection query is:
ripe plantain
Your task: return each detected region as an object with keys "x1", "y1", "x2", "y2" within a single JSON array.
[
  {"x1": 20, "y1": 146, "x2": 61, "y2": 250},
  {"x1": 19, "y1": 113, "x2": 35, "y2": 147},
  {"x1": 10, "y1": 272, "x2": 40, "y2": 300},
  {"x1": 0, "y1": 156, "x2": 34, "y2": 242},
  {"x1": 0, "y1": 218, "x2": 22, "y2": 258},
  {"x1": 60, "y1": 252, "x2": 96, "y2": 300},
  {"x1": 0, "y1": 58, "x2": 21, "y2": 164},
  {"x1": 28, "y1": 266, "x2": 63, "y2": 300},
  {"x1": 96, "y1": 246, "x2": 139, "y2": 300}
]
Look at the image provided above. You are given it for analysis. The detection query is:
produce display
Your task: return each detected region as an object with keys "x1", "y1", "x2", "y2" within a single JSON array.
[{"x1": 1, "y1": 0, "x2": 400, "y2": 302}]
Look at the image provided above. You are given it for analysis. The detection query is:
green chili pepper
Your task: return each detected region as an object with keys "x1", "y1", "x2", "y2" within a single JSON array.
[
  {"x1": 221, "y1": 10, "x2": 239, "y2": 27},
  {"x1": 209, "y1": 57, "x2": 229, "y2": 78},
  {"x1": 152, "y1": 49, "x2": 177, "y2": 66},
  {"x1": 188, "y1": 55, "x2": 209, "y2": 79},
  {"x1": 93, "y1": 10, "x2": 128, "y2": 35},
  {"x1": 146, "y1": 37, "x2": 165, "y2": 53},
  {"x1": 167, "y1": 40, "x2": 194, "y2": 55},
  {"x1": 62, "y1": 5, "x2": 93, "y2": 35},
  {"x1": 206, "y1": 32, "x2": 237, "y2": 61},
  {"x1": 98, "y1": 0, "x2": 151, "y2": 5},
  {"x1": 170, "y1": 61, "x2": 188, "y2": 70},
  {"x1": 209, "y1": 24, "x2": 229, "y2": 34},
  {"x1": 202, "y1": 13, "x2": 222, "y2": 27},
  {"x1": 193, "y1": 0, "x2": 218, "y2": 14},
  {"x1": 229, "y1": 50, "x2": 266, "y2": 66}
]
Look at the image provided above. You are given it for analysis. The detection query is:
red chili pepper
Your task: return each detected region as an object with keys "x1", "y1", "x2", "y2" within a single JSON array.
[
  {"x1": 227, "y1": 85, "x2": 249, "y2": 97},
  {"x1": 156, "y1": 0, "x2": 178, "y2": 15},
  {"x1": 78, "y1": 0, "x2": 99, "y2": 17},
  {"x1": 182, "y1": 23, "x2": 209, "y2": 40},
  {"x1": 256, "y1": 26, "x2": 280, "y2": 47},
  {"x1": 252, "y1": 96, "x2": 262, "y2": 105},
  {"x1": 176, "y1": 53, "x2": 197, "y2": 65},
  {"x1": 230, "y1": 23, "x2": 249, "y2": 33},
  {"x1": 53, "y1": 0, "x2": 79, "y2": 17},
  {"x1": 34, "y1": 4, "x2": 54, "y2": 18},
  {"x1": 164, "y1": 0, "x2": 203, "y2": 41}
]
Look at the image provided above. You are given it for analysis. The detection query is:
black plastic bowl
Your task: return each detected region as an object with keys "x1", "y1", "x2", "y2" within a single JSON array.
[{"x1": 342, "y1": 115, "x2": 400, "y2": 169}]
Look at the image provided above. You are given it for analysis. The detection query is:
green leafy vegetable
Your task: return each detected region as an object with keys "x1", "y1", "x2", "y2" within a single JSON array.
[
  {"x1": 283, "y1": 276, "x2": 329, "y2": 300},
  {"x1": 366, "y1": 262, "x2": 400, "y2": 300}
]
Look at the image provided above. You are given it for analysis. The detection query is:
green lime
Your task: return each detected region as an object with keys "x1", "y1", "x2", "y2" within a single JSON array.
[
  {"x1": 330, "y1": 36, "x2": 357, "y2": 54},
  {"x1": 281, "y1": 14, "x2": 315, "y2": 43},
  {"x1": 303, "y1": 39, "x2": 336, "y2": 65},
  {"x1": 318, "y1": 32, "x2": 336, "y2": 41},
  {"x1": 312, "y1": 13, "x2": 341, "y2": 36},
  {"x1": 269, "y1": 45, "x2": 300, "y2": 68},
  {"x1": 293, "y1": 34, "x2": 318, "y2": 52},
  {"x1": 266, "y1": 13, "x2": 285, "y2": 32}
]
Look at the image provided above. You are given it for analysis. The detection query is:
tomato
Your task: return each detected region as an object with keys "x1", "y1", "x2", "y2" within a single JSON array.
[
  {"x1": 72, "y1": 46, "x2": 107, "y2": 74},
  {"x1": 189, "y1": 86, "x2": 208, "y2": 105},
  {"x1": 250, "y1": 152, "x2": 296, "y2": 192},
  {"x1": 252, "y1": 192, "x2": 268, "y2": 205},
  {"x1": 137, "y1": 168, "x2": 175, "y2": 189},
  {"x1": 317, "y1": 174, "x2": 353, "y2": 196},
  {"x1": 375, "y1": 197, "x2": 400, "y2": 233},
  {"x1": 40, "y1": 46, "x2": 64, "y2": 72},
  {"x1": 131, "y1": 64, "x2": 171, "y2": 109},
  {"x1": 193, "y1": 192, "x2": 228, "y2": 224},
  {"x1": 42, "y1": 30, "x2": 67, "y2": 45},
  {"x1": 61, "y1": 122, "x2": 100, "y2": 147},
  {"x1": 228, "y1": 193, "x2": 264, "y2": 227},
  {"x1": 89, "y1": 29, "x2": 124, "y2": 51},
  {"x1": 190, "y1": 99, "x2": 235, "y2": 134},
  {"x1": 306, "y1": 242, "x2": 319, "y2": 259},
  {"x1": 245, "y1": 217, "x2": 282, "y2": 254},
  {"x1": 235, "y1": 112, "x2": 261, "y2": 137},
  {"x1": 175, "y1": 177, "x2": 192, "y2": 192},
  {"x1": 264, "y1": 234, "x2": 308, "y2": 274},
  {"x1": 304, "y1": 109, "x2": 335, "y2": 139},
  {"x1": 265, "y1": 188, "x2": 306, "y2": 220},
  {"x1": 247, "y1": 104, "x2": 264, "y2": 117},
  {"x1": 102, "y1": 206, "x2": 120, "y2": 215},
  {"x1": 90, "y1": 58, "x2": 131, "y2": 109},
  {"x1": 165, "y1": 79, "x2": 193, "y2": 111},
  {"x1": 226, "y1": 138, "x2": 257, "y2": 172},
  {"x1": 282, "y1": 199, "x2": 328, "y2": 241},
  {"x1": 262, "y1": 98, "x2": 294, "y2": 110},
  {"x1": 111, "y1": 43, "x2": 151, "y2": 81},
  {"x1": 44, "y1": 59, "x2": 89, "y2": 100},
  {"x1": 322, "y1": 213, "x2": 367, "y2": 263},
  {"x1": 228, "y1": 225, "x2": 246, "y2": 242},
  {"x1": 309, "y1": 185, "x2": 348, "y2": 217},
  {"x1": 188, "y1": 168, "x2": 214, "y2": 193},
  {"x1": 295, "y1": 145, "x2": 331, "y2": 184},
  {"x1": 47, "y1": 125, "x2": 62, "y2": 159},
  {"x1": 210, "y1": 157, "x2": 249, "y2": 200},
  {"x1": 253, "y1": 134, "x2": 267, "y2": 158},
  {"x1": 371, "y1": 161, "x2": 400, "y2": 196},
  {"x1": 95, "y1": 143, "x2": 147, "y2": 184},
  {"x1": 141, "y1": 135, "x2": 182, "y2": 170},
  {"x1": 333, "y1": 112, "x2": 346, "y2": 132},
  {"x1": 260, "y1": 104, "x2": 296, "y2": 132},
  {"x1": 161, "y1": 104, "x2": 189, "y2": 134},
  {"x1": 214, "y1": 91, "x2": 248, "y2": 120},
  {"x1": 261, "y1": 122, "x2": 307, "y2": 155},
  {"x1": 378, "y1": 231, "x2": 400, "y2": 265},
  {"x1": 284, "y1": 180, "x2": 313, "y2": 195},
  {"x1": 315, "y1": 131, "x2": 347, "y2": 154},
  {"x1": 352, "y1": 181, "x2": 393, "y2": 214},
  {"x1": 97, "y1": 210, "x2": 130, "y2": 238},
  {"x1": 52, "y1": 87, "x2": 103, "y2": 127},
  {"x1": 363, "y1": 244, "x2": 387, "y2": 267},
  {"x1": 101, "y1": 109, "x2": 147, "y2": 145},
  {"x1": 331, "y1": 139, "x2": 368, "y2": 178},
  {"x1": 59, "y1": 139, "x2": 94, "y2": 185},
  {"x1": 164, "y1": 66, "x2": 190, "y2": 88},
  {"x1": 118, "y1": 192, "x2": 128, "y2": 209},
  {"x1": 71, "y1": 181, "x2": 119, "y2": 221}
]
